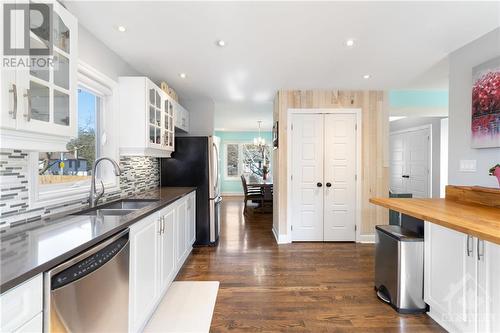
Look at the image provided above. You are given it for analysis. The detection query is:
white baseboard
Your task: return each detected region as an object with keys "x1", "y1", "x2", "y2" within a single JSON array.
[
  {"x1": 357, "y1": 234, "x2": 375, "y2": 243},
  {"x1": 272, "y1": 227, "x2": 290, "y2": 244}
]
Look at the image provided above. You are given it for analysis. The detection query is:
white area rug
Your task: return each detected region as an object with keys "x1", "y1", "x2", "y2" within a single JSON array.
[{"x1": 144, "y1": 281, "x2": 220, "y2": 333}]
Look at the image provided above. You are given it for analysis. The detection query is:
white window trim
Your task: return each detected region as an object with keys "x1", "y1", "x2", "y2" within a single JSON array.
[{"x1": 30, "y1": 61, "x2": 120, "y2": 208}]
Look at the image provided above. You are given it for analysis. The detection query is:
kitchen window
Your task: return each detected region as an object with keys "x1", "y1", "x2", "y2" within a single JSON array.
[
  {"x1": 31, "y1": 62, "x2": 119, "y2": 205},
  {"x1": 38, "y1": 87, "x2": 101, "y2": 189}
]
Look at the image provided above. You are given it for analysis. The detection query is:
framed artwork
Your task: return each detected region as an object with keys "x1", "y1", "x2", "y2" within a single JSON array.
[
  {"x1": 471, "y1": 56, "x2": 500, "y2": 148},
  {"x1": 272, "y1": 121, "x2": 279, "y2": 149}
]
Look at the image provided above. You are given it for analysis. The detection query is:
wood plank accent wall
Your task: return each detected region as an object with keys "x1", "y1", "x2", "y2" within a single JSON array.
[{"x1": 272, "y1": 90, "x2": 390, "y2": 238}]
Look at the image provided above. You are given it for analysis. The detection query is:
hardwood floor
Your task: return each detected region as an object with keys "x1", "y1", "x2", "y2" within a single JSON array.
[{"x1": 176, "y1": 197, "x2": 444, "y2": 332}]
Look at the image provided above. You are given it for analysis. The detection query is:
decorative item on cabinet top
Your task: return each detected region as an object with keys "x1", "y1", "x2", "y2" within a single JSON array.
[
  {"x1": 1, "y1": 1, "x2": 78, "y2": 151},
  {"x1": 160, "y1": 81, "x2": 178, "y2": 102}
]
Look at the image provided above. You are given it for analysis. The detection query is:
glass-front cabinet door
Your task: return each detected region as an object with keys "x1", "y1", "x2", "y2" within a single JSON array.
[
  {"x1": 163, "y1": 97, "x2": 174, "y2": 151},
  {"x1": 148, "y1": 85, "x2": 163, "y2": 149},
  {"x1": 16, "y1": 1, "x2": 77, "y2": 138}
]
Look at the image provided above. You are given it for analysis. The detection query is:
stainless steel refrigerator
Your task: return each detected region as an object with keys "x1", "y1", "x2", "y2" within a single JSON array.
[{"x1": 160, "y1": 136, "x2": 221, "y2": 245}]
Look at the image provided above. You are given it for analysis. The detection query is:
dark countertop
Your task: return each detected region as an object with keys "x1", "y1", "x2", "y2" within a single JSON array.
[{"x1": 0, "y1": 187, "x2": 195, "y2": 294}]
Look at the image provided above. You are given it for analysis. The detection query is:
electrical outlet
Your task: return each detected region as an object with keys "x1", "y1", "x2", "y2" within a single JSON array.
[{"x1": 459, "y1": 160, "x2": 477, "y2": 172}]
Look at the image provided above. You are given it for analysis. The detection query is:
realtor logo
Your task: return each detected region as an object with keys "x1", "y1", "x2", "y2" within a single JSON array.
[{"x1": 3, "y1": 3, "x2": 53, "y2": 56}]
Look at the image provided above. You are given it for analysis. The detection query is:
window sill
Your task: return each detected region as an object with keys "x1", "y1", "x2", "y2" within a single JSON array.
[{"x1": 32, "y1": 182, "x2": 121, "y2": 209}]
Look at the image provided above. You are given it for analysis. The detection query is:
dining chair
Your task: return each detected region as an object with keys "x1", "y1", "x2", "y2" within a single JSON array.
[{"x1": 241, "y1": 175, "x2": 264, "y2": 214}]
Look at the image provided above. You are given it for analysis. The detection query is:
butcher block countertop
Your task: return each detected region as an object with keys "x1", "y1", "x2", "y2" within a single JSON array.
[{"x1": 370, "y1": 186, "x2": 500, "y2": 245}]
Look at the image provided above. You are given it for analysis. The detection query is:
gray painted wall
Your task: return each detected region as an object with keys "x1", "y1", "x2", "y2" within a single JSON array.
[
  {"x1": 448, "y1": 28, "x2": 500, "y2": 187},
  {"x1": 78, "y1": 25, "x2": 139, "y2": 81},
  {"x1": 179, "y1": 98, "x2": 215, "y2": 136},
  {"x1": 390, "y1": 117, "x2": 445, "y2": 198}
]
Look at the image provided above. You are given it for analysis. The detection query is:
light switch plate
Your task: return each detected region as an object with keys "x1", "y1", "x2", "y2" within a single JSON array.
[{"x1": 459, "y1": 160, "x2": 477, "y2": 172}]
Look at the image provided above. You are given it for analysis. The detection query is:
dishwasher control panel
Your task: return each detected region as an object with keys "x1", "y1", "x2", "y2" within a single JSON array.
[{"x1": 51, "y1": 235, "x2": 128, "y2": 289}]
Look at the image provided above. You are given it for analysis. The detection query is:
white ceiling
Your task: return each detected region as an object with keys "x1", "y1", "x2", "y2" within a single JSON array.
[{"x1": 66, "y1": 1, "x2": 499, "y2": 130}]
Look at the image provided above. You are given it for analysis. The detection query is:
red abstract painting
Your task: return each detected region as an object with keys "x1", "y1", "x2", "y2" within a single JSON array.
[{"x1": 471, "y1": 57, "x2": 500, "y2": 148}]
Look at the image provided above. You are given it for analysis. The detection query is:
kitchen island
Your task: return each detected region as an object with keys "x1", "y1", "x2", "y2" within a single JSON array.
[{"x1": 370, "y1": 185, "x2": 500, "y2": 333}]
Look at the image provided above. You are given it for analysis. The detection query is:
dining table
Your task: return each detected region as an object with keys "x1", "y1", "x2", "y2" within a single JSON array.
[{"x1": 244, "y1": 174, "x2": 273, "y2": 201}]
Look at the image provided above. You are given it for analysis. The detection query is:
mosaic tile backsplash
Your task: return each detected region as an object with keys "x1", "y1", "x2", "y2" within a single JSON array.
[{"x1": 0, "y1": 150, "x2": 160, "y2": 229}]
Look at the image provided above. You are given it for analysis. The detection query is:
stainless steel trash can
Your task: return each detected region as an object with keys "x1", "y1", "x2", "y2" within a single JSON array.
[{"x1": 374, "y1": 225, "x2": 427, "y2": 313}]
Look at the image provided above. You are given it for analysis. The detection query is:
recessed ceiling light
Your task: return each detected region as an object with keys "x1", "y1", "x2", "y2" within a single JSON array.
[
  {"x1": 363, "y1": 74, "x2": 371, "y2": 79},
  {"x1": 216, "y1": 40, "x2": 226, "y2": 47},
  {"x1": 179, "y1": 73, "x2": 187, "y2": 79},
  {"x1": 117, "y1": 25, "x2": 126, "y2": 32},
  {"x1": 345, "y1": 39, "x2": 355, "y2": 47}
]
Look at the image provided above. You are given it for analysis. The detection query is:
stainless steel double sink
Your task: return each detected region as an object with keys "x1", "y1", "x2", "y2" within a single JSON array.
[{"x1": 73, "y1": 199, "x2": 158, "y2": 217}]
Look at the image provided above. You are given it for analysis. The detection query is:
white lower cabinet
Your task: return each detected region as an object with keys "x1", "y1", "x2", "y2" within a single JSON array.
[
  {"x1": 0, "y1": 274, "x2": 43, "y2": 333},
  {"x1": 424, "y1": 221, "x2": 500, "y2": 333},
  {"x1": 129, "y1": 191, "x2": 196, "y2": 332},
  {"x1": 477, "y1": 240, "x2": 500, "y2": 333},
  {"x1": 158, "y1": 203, "x2": 176, "y2": 295},
  {"x1": 187, "y1": 192, "x2": 196, "y2": 245},
  {"x1": 175, "y1": 198, "x2": 188, "y2": 270},
  {"x1": 129, "y1": 213, "x2": 161, "y2": 333}
]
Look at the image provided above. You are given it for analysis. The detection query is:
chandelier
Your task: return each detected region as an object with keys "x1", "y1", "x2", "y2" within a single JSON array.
[{"x1": 253, "y1": 121, "x2": 266, "y2": 147}]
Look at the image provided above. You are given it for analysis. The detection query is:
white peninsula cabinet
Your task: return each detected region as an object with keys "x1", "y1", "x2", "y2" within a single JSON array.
[
  {"x1": 118, "y1": 77, "x2": 175, "y2": 157},
  {"x1": 424, "y1": 222, "x2": 500, "y2": 333},
  {"x1": 0, "y1": 1, "x2": 78, "y2": 151},
  {"x1": 128, "y1": 191, "x2": 196, "y2": 333},
  {"x1": 0, "y1": 274, "x2": 43, "y2": 333}
]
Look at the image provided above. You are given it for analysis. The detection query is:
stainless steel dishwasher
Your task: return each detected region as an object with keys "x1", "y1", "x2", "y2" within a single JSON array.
[{"x1": 44, "y1": 229, "x2": 130, "y2": 332}]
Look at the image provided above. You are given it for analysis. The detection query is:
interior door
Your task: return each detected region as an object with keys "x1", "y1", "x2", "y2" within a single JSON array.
[
  {"x1": 290, "y1": 114, "x2": 324, "y2": 241},
  {"x1": 389, "y1": 133, "x2": 406, "y2": 194},
  {"x1": 323, "y1": 114, "x2": 357, "y2": 241},
  {"x1": 390, "y1": 127, "x2": 430, "y2": 198},
  {"x1": 405, "y1": 128, "x2": 430, "y2": 198}
]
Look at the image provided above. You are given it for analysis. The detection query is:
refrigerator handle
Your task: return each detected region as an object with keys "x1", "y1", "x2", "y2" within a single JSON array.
[{"x1": 213, "y1": 142, "x2": 220, "y2": 192}]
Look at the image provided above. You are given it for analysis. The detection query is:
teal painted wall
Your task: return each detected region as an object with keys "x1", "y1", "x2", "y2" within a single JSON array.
[
  {"x1": 389, "y1": 90, "x2": 448, "y2": 108},
  {"x1": 215, "y1": 131, "x2": 273, "y2": 194}
]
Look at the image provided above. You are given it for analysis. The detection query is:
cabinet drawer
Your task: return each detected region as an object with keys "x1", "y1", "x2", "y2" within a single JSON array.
[
  {"x1": 0, "y1": 275, "x2": 43, "y2": 332},
  {"x1": 13, "y1": 312, "x2": 42, "y2": 333}
]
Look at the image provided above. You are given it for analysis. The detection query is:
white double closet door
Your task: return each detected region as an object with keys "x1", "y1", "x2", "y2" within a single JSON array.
[{"x1": 290, "y1": 113, "x2": 357, "y2": 242}]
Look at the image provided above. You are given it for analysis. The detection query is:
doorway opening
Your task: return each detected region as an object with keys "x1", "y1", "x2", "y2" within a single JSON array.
[{"x1": 389, "y1": 117, "x2": 449, "y2": 200}]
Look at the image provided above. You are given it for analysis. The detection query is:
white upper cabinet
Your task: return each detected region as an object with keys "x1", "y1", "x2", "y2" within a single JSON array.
[
  {"x1": 173, "y1": 101, "x2": 189, "y2": 133},
  {"x1": 1, "y1": 1, "x2": 78, "y2": 151},
  {"x1": 118, "y1": 77, "x2": 174, "y2": 157}
]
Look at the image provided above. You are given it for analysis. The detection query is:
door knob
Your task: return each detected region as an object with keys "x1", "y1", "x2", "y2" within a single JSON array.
[
  {"x1": 326, "y1": 182, "x2": 332, "y2": 187},
  {"x1": 316, "y1": 182, "x2": 323, "y2": 187}
]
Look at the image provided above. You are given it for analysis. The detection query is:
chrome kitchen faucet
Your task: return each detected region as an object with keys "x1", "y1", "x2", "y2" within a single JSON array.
[{"x1": 89, "y1": 157, "x2": 122, "y2": 207}]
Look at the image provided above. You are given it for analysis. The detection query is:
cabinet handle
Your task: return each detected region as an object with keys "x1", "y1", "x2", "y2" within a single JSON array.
[
  {"x1": 326, "y1": 182, "x2": 332, "y2": 188},
  {"x1": 402, "y1": 175, "x2": 410, "y2": 178},
  {"x1": 9, "y1": 83, "x2": 17, "y2": 119},
  {"x1": 477, "y1": 239, "x2": 484, "y2": 261},
  {"x1": 316, "y1": 182, "x2": 323, "y2": 187},
  {"x1": 158, "y1": 217, "x2": 163, "y2": 235},
  {"x1": 23, "y1": 89, "x2": 32, "y2": 122},
  {"x1": 466, "y1": 235, "x2": 473, "y2": 257}
]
